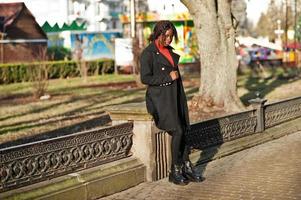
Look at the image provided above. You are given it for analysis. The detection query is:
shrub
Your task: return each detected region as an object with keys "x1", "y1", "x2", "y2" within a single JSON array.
[{"x1": 0, "y1": 59, "x2": 114, "y2": 84}]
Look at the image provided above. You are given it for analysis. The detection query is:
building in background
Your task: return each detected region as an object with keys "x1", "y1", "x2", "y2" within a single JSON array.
[
  {"x1": 0, "y1": 0, "x2": 69, "y2": 27},
  {"x1": 68, "y1": 0, "x2": 124, "y2": 32},
  {"x1": 0, "y1": 0, "x2": 187, "y2": 32},
  {"x1": 0, "y1": 0, "x2": 127, "y2": 32},
  {"x1": 0, "y1": 2, "x2": 48, "y2": 63},
  {"x1": 0, "y1": 0, "x2": 193, "y2": 63},
  {"x1": 38, "y1": 0, "x2": 128, "y2": 60}
]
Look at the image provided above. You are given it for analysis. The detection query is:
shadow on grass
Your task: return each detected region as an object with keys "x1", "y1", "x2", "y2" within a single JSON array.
[
  {"x1": 0, "y1": 98, "x2": 71, "y2": 122},
  {"x1": 0, "y1": 110, "x2": 106, "y2": 135},
  {"x1": 0, "y1": 93, "x2": 33, "y2": 102},
  {"x1": 240, "y1": 73, "x2": 300, "y2": 106},
  {"x1": 0, "y1": 113, "x2": 112, "y2": 149},
  {"x1": 0, "y1": 88, "x2": 145, "y2": 141},
  {"x1": 0, "y1": 89, "x2": 140, "y2": 123},
  {"x1": 45, "y1": 80, "x2": 137, "y2": 96}
]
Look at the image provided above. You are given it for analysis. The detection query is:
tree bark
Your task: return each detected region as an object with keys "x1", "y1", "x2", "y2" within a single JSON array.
[{"x1": 181, "y1": 0, "x2": 245, "y2": 121}]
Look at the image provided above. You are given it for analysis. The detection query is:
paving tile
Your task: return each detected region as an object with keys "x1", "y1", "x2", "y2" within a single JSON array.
[{"x1": 100, "y1": 132, "x2": 301, "y2": 200}]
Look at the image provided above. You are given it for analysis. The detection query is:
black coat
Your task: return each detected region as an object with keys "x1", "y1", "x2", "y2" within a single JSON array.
[{"x1": 140, "y1": 42, "x2": 190, "y2": 131}]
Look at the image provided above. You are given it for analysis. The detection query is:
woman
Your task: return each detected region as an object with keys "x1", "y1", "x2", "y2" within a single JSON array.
[{"x1": 140, "y1": 20, "x2": 204, "y2": 185}]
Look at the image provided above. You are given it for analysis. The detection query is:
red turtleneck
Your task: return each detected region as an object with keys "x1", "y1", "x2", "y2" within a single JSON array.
[{"x1": 155, "y1": 39, "x2": 174, "y2": 67}]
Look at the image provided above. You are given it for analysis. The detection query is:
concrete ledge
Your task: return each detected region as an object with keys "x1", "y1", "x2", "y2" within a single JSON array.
[
  {"x1": 108, "y1": 102, "x2": 152, "y2": 121},
  {"x1": 191, "y1": 117, "x2": 301, "y2": 166},
  {"x1": 0, "y1": 157, "x2": 146, "y2": 200}
]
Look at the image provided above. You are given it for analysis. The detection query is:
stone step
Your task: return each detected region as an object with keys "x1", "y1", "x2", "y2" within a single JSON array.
[{"x1": 0, "y1": 157, "x2": 145, "y2": 200}]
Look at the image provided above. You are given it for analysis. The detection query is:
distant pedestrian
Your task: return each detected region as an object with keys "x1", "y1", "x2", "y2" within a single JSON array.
[{"x1": 140, "y1": 20, "x2": 205, "y2": 185}]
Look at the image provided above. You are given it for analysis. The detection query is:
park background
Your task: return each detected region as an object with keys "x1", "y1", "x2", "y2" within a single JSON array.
[{"x1": 1, "y1": 0, "x2": 301, "y2": 199}]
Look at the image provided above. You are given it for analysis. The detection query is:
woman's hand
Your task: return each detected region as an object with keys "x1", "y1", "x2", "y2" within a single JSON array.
[{"x1": 169, "y1": 71, "x2": 179, "y2": 80}]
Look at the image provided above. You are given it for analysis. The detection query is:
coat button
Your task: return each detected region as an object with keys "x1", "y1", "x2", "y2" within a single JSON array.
[
  {"x1": 162, "y1": 67, "x2": 165, "y2": 70},
  {"x1": 156, "y1": 52, "x2": 160, "y2": 55}
]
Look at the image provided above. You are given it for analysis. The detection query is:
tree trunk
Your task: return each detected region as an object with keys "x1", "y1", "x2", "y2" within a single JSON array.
[
  {"x1": 181, "y1": 0, "x2": 245, "y2": 121},
  {"x1": 132, "y1": 36, "x2": 144, "y2": 88}
]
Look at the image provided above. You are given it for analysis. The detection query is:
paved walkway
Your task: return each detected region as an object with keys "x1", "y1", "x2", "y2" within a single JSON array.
[{"x1": 100, "y1": 131, "x2": 301, "y2": 200}]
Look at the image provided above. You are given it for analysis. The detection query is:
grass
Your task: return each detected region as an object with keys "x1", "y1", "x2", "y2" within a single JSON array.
[
  {"x1": 0, "y1": 74, "x2": 135, "y2": 94},
  {"x1": 0, "y1": 74, "x2": 143, "y2": 145},
  {"x1": 0, "y1": 68, "x2": 301, "y2": 146},
  {"x1": 237, "y1": 67, "x2": 301, "y2": 104}
]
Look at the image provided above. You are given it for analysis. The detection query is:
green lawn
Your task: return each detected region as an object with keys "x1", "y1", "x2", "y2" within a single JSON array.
[{"x1": 0, "y1": 74, "x2": 144, "y2": 144}]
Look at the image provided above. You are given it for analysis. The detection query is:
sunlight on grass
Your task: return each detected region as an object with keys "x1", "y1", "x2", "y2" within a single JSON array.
[{"x1": 0, "y1": 74, "x2": 135, "y2": 96}]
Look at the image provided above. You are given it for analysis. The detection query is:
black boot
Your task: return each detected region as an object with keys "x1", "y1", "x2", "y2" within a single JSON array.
[
  {"x1": 169, "y1": 164, "x2": 189, "y2": 185},
  {"x1": 183, "y1": 161, "x2": 205, "y2": 182}
]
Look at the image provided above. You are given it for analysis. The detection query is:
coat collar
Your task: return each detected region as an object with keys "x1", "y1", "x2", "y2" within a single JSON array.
[
  {"x1": 147, "y1": 41, "x2": 174, "y2": 52},
  {"x1": 146, "y1": 42, "x2": 180, "y2": 66}
]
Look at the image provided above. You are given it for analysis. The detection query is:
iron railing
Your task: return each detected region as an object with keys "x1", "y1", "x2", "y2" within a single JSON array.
[
  {"x1": 187, "y1": 96, "x2": 301, "y2": 149},
  {"x1": 187, "y1": 110, "x2": 257, "y2": 149},
  {"x1": 0, "y1": 122, "x2": 133, "y2": 192},
  {"x1": 265, "y1": 96, "x2": 301, "y2": 128}
]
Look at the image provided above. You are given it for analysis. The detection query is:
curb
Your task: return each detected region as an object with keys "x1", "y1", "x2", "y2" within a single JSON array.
[{"x1": 0, "y1": 157, "x2": 146, "y2": 200}]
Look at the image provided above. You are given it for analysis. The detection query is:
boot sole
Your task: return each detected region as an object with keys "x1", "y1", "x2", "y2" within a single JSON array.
[
  {"x1": 184, "y1": 173, "x2": 205, "y2": 182},
  {"x1": 168, "y1": 176, "x2": 189, "y2": 185}
]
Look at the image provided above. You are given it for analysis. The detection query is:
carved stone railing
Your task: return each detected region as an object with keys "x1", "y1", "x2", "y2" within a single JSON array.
[
  {"x1": 265, "y1": 96, "x2": 301, "y2": 128},
  {"x1": 188, "y1": 96, "x2": 301, "y2": 149},
  {"x1": 0, "y1": 122, "x2": 133, "y2": 192},
  {"x1": 187, "y1": 110, "x2": 257, "y2": 149}
]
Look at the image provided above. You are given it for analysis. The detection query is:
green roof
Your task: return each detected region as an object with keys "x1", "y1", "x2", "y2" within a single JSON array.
[
  {"x1": 41, "y1": 21, "x2": 52, "y2": 32},
  {"x1": 52, "y1": 23, "x2": 60, "y2": 32},
  {"x1": 61, "y1": 23, "x2": 70, "y2": 31},
  {"x1": 41, "y1": 21, "x2": 87, "y2": 33}
]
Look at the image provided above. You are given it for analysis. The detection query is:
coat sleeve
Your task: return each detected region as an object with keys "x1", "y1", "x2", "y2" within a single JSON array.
[{"x1": 140, "y1": 50, "x2": 173, "y2": 86}]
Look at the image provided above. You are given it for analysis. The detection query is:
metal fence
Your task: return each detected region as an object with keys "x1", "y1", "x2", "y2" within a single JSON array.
[
  {"x1": 187, "y1": 96, "x2": 301, "y2": 149},
  {"x1": 187, "y1": 110, "x2": 257, "y2": 149},
  {"x1": 0, "y1": 122, "x2": 133, "y2": 192},
  {"x1": 265, "y1": 96, "x2": 301, "y2": 128}
]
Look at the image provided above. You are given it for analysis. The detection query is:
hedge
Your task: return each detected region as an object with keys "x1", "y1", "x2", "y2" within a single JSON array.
[{"x1": 0, "y1": 59, "x2": 114, "y2": 84}]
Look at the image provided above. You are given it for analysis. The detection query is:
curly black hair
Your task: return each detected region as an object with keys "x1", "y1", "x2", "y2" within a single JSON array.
[{"x1": 148, "y1": 20, "x2": 178, "y2": 43}]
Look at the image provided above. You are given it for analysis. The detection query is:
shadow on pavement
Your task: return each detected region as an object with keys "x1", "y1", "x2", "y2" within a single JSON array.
[{"x1": 187, "y1": 118, "x2": 223, "y2": 178}]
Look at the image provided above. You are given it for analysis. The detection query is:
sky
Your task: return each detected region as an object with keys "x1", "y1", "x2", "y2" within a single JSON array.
[
  {"x1": 148, "y1": 0, "x2": 270, "y2": 24},
  {"x1": 246, "y1": 0, "x2": 270, "y2": 24},
  {"x1": 0, "y1": 0, "x2": 67, "y2": 26}
]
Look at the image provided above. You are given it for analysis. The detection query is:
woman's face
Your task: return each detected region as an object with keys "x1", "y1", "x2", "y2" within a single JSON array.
[{"x1": 159, "y1": 28, "x2": 173, "y2": 46}]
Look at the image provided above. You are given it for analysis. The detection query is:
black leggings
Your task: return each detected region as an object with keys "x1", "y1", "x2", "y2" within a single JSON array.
[{"x1": 169, "y1": 125, "x2": 190, "y2": 165}]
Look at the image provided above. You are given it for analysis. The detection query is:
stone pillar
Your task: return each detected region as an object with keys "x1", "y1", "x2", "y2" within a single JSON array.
[
  {"x1": 249, "y1": 94, "x2": 267, "y2": 133},
  {"x1": 107, "y1": 102, "x2": 171, "y2": 182}
]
